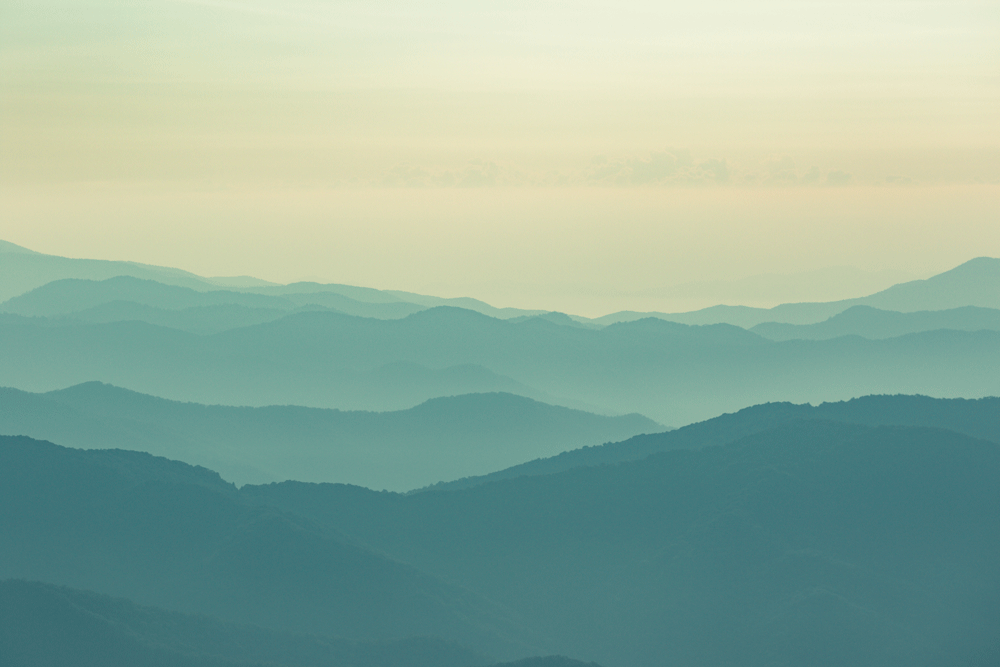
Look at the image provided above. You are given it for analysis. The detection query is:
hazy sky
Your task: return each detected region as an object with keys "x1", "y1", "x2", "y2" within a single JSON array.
[{"x1": 2, "y1": 0, "x2": 998, "y2": 315}]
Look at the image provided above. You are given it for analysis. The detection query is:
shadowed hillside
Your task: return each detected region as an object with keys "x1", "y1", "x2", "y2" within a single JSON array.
[
  {"x1": 4, "y1": 413, "x2": 1000, "y2": 666},
  {"x1": 0, "y1": 579, "x2": 490, "y2": 667},
  {"x1": 423, "y1": 393, "x2": 1000, "y2": 491},
  {"x1": 0, "y1": 384, "x2": 660, "y2": 489},
  {"x1": 244, "y1": 421, "x2": 1000, "y2": 667},
  {"x1": 0, "y1": 436, "x2": 545, "y2": 660}
]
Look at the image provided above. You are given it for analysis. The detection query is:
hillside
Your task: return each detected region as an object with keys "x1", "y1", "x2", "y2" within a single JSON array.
[
  {"x1": 0, "y1": 242, "x2": 543, "y2": 321},
  {"x1": 0, "y1": 384, "x2": 661, "y2": 489},
  {"x1": 5, "y1": 411, "x2": 999, "y2": 666},
  {"x1": 57, "y1": 301, "x2": 305, "y2": 335},
  {"x1": 0, "y1": 436, "x2": 544, "y2": 659},
  {"x1": 425, "y1": 393, "x2": 1000, "y2": 491},
  {"x1": 1, "y1": 306, "x2": 998, "y2": 424},
  {"x1": 0, "y1": 579, "x2": 489, "y2": 667},
  {"x1": 751, "y1": 305, "x2": 1000, "y2": 341},
  {"x1": 0, "y1": 242, "x2": 227, "y2": 303},
  {"x1": 0, "y1": 276, "x2": 435, "y2": 325},
  {"x1": 598, "y1": 257, "x2": 1000, "y2": 328},
  {"x1": 244, "y1": 420, "x2": 1000, "y2": 667}
]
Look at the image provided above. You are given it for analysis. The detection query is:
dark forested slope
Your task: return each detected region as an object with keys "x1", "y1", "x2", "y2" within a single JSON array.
[
  {"x1": 0, "y1": 579, "x2": 490, "y2": 667},
  {"x1": 0, "y1": 436, "x2": 544, "y2": 660},
  {"x1": 245, "y1": 421, "x2": 1000, "y2": 667},
  {"x1": 423, "y1": 394, "x2": 1000, "y2": 491}
]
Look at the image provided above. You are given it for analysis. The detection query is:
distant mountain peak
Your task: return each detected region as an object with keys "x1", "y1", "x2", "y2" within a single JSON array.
[
  {"x1": 940, "y1": 256, "x2": 1000, "y2": 275},
  {"x1": 0, "y1": 239, "x2": 39, "y2": 255}
]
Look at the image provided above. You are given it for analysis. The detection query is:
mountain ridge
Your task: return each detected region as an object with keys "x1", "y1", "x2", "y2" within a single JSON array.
[
  {"x1": 0, "y1": 383, "x2": 661, "y2": 489},
  {"x1": 419, "y1": 393, "x2": 1000, "y2": 492},
  {"x1": 3, "y1": 239, "x2": 997, "y2": 328},
  {"x1": 0, "y1": 435, "x2": 547, "y2": 659}
]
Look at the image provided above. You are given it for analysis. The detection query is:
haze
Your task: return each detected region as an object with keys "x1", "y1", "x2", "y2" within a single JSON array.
[{"x1": 2, "y1": 0, "x2": 997, "y2": 315}]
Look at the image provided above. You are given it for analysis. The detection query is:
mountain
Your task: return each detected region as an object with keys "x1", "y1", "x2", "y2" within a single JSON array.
[
  {"x1": 5, "y1": 409, "x2": 999, "y2": 666},
  {"x1": 752, "y1": 305, "x2": 1000, "y2": 341},
  {"x1": 1, "y1": 305, "x2": 999, "y2": 424},
  {"x1": 489, "y1": 660, "x2": 601, "y2": 667},
  {"x1": 5, "y1": 242, "x2": 997, "y2": 330},
  {"x1": 0, "y1": 579, "x2": 489, "y2": 667},
  {"x1": 0, "y1": 276, "x2": 432, "y2": 327},
  {"x1": 0, "y1": 242, "x2": 544, "y2": 321},
  {"x1": 55, "y1": 301, "x2": 304, "y2": 336},
  {"x1": 597, "y1": 257, "x2": 1000, "y2": 328},
  {"x1": 860, "y1": 257, "x2": 1000, "y2": 312},
  {"x1": 0, "y1": 384, "x2": 660, "y2": 489},
  {"x1": 1, "y1": 276, "x2": 294, "y2": 316},
  {"x1": 421, "y1": 393, "x2": 1000, "y2": 491},
  {"x1": 0, "y1": 242, "x2": 226, "y2": 303},
  {"x1": 594, "y1": 302, "x2": 844, "y2": 328},
  {"x1": 0, "y1": 240, "x2": 38, "y2": 255},
  {"x1": 243, "y1": 420, "x2": 1000, "y2": 667},
  {"x1": 0, "y1": 436, "x2": 545, "y2": 660}
]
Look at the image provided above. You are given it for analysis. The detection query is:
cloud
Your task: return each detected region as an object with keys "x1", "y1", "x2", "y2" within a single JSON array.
[
  {"x1": 583, "y1": 150, "x2": 731, "y2": 186},
  {"x1": 457, "y1": 160, "x2": 500, "y2": 188},
  {"x1": 381, "y1": 164, "x2": 434, "y2": 187},
  {"x1": 376, "y1": 153, "x2": 856, "y2": 189},
  {"x1": 826, "y1": 170, "x2": 852, "y2": 185},
  {"x1": 801, "y1": 166, "x2": 821, "y2": 185},
  {"x1": 764, "y1": 156, "x2": 799, "y2": 184},
  {"x1": 699, "y1": 159, "x2": 730, "y2": 184},
  {"x1": 378, "y1": 160, "x2": 529, "y2": 188},
  {"x1": 627, "y1": 151, "x2": 693, "y2": 184}
]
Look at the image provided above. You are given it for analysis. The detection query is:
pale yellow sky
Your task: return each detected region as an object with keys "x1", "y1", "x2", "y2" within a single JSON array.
[{"x1": 1, "y1": 0, "x2": 998, "y2": 314}]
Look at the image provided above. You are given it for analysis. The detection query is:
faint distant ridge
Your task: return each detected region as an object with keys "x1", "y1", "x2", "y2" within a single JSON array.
[
  {"x1": 0, "y1": 240, "x2": 38, "y2": 255},
  {"x1": 860, "y1": 256, "x2": 1000, "y2": 312},
  {"x1": 3, "y1": 238, "x2": 998, "y2": 328},
  {"x1": 0, "y1": 241, "x2": 224, "y2": 302},
  {"x1": 597, "y1": 256, "x2": 1000, "y2": 328},
  {"x1": 752, "y1": 304, "x2": 1000, "y2": 341},
  {"x1": 0, "y1": 240, "x2": 546, "y2": 321},
  {"x1": 1, "y1": 276, "x2": 292, "y2": 317}
]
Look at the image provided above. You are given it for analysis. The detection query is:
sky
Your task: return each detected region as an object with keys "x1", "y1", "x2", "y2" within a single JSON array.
[{"x1": 1, "y1": 0, "x2": 998, "y2": 315}]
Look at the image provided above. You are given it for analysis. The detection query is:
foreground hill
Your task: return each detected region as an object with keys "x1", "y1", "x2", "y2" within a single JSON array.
[
  {"x1": 0, "y1": 579, "x2": 490, "y2": 667},
  {"x1": 0, "y1": 384, "x2": 660, "y2": 489},
  {"x1": 425, "y1": 394, "x2": 1000, "y2": 491},
  {"x1": 1, "y1": 306, "x2": 998, "y2": 424},
  {"x1": 4, "y1": 410, "x2": 999, "y2": 666},
  {"x1": 751, "y1": 305, "x2": 1000, "y2": 341},
  {"x1": 245, "y1": 421, "x2": 1000, "y2": 667},
  {"x1": 0, "y1": 436, "x2": 543, "y2": 659}
]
